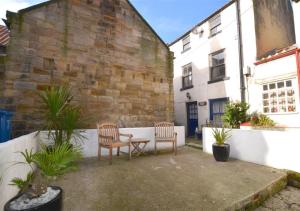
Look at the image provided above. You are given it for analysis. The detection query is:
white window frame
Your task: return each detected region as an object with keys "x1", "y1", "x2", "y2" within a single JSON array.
[
  {"x1": 209, "y1": 14, "x2": 221, "y2": 37},
  {"x1": 182, "y1": 35, "x2": 191, "y2": 52},
  {"x1": 182, "y1": 63, "x2": 193, "y2": 89},
  {"x1": 209, "y1": 49, "x2": 226, "y2": 81},
  {"x1": 262, "y1": 79, "x2": 297, "y2": 114}
]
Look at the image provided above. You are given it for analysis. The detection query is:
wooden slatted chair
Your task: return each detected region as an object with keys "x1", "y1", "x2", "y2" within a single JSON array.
[
  {"x1": 154, "y1": 122, "x2": 177, "y2": 155},
  {"x1": 97, "y1": 123, "x2": 132, "y2": 164}
]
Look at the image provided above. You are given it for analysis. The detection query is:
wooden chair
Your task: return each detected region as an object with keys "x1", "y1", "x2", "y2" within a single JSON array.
[
  {"x1": 154, "y1": 122, "x2": 177, "y2": 155},
  {"x1": 97, "y1": 123, "x2": 132, "y2": 164}
]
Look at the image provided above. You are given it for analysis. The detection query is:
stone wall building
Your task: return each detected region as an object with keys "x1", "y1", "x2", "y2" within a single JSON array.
[{"x1": 0, "y1": 0, "x2": 174, "y2": 137}]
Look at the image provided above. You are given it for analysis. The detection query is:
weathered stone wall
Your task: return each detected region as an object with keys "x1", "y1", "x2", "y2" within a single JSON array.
[
  {"x1": 0, "y1": 0, "x2": 174, "y2": 137},
  {"x1": 253, "y1": 0, "x2": 296, "y2": 58}
]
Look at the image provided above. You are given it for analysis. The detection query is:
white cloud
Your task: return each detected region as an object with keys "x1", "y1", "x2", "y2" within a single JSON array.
[{"x1": 0, "y1": 0, "x2": 31, "y2": 25}]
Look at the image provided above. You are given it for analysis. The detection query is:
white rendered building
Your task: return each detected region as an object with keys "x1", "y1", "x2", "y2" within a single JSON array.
[{"x1": 170, "y1": 0, "x2": 300, "y2": 136}]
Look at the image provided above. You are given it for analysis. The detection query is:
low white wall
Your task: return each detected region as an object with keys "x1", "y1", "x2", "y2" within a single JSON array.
[
  {"x1": 70, "y1": 126, "x2": 185, "y2": 157},
  {"x1": 0, "y1": 126, "x2": 185, "y2": 209},
  {"x1": 203, "y1": 127, "x2": 300, "y2": 173},
  {"x1": 0, "y1": 132, "x2": 39, "y2": 210}
]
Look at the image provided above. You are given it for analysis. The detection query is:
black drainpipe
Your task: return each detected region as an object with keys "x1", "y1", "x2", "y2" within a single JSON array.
[{"x1": 236, "y1": 0, "x2": 246, "y2": 102}]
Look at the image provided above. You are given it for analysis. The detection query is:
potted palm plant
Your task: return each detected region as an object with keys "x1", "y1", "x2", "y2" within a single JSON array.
[
  {"x1": 212, "y1": 128, "x2": 231, "y2": 162},
  {"x1": 38, "y1": 86, "x2": 85, "y2": 146},
  {"x1": 4, "y1": 142, "x2": 82, "y2": 211},
  {"x1": 4, "y1": 85, "x2": 85, "y2": 211}
]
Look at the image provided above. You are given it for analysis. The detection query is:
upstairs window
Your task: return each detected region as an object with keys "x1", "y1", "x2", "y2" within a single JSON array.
[
  {"x1": 210, "y1": 49, "x2": 225, "y2": 81},
  {"x1": 209, "y1": 14, "x2": 221, "y2": 37},
  {"x1": 262, "y1": 80, "x2": 296, "y2": 113},
  {"x1": 182, "y1": 63, "x2": 193, "y2": 89},
  {"x1": 182, "y1": 35, "x2": 191, "y2": 52}
]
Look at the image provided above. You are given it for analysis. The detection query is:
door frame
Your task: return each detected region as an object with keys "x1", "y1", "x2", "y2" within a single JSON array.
[{"x1": 186, "y1": 101, "x2": 198, "y2": 136}]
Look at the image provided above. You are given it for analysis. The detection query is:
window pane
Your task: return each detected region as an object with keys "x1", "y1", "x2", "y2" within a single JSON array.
[
  {"x1": 262, "y1": 80, "x2": 296, "y2": 114},
  {"x1": 286, "y1": 80, "x2": 292, "y2": 87},
  {"x1": 210, "y1": 14, "x2": 221, "y2": 35},
  {"x1": 263, "y1": 93, "x2": 269, "y2": 99},
  {"x1": 210, "y1": 15, "x2": 221, "y2": 28},
  {"x1": 287, "y1": 89, "x2": 294, "y2": 96},
  {"x1": 269, "y1": 83, "x2": 276, "y2": 89},
  {"x1": 182, "y1": 36, "x2": 190, "y2": 45},
  {"x1": 211, "y1": 65, "x2": 225, "y2": 80},
  {"x1": 212, "y1": 52, "x2": 224, "y2": 65},
  {"x1": 183, "y1": 35, "x2": 190, "y2": 51},
  {"x1": 183, "y1": 43, "x2": 191, "y2": 51},
  {"x1": 182, "y1": 64, "x2": 192, "y2": 76},
  {"x1": 278, "y1": 91, "x2": 285, "y2": 97},
  {"x1": 277, "y1": 82, "x2": 284, "y2": 89},
  {"x1": 211, "y1": 99, "x2": 227, "y2": 126},
  {"x1": 263, "y1": 100, "x2": 269, "y2": 106}
]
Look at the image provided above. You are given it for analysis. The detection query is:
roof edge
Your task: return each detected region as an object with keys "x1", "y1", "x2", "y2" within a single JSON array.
[
  {"x1": 126, "y1": 0, "x2": 169, "y2": 49},
  {"x1": 8, "y1": 0, "x2": 169, "y2": 50},
  {"x1": 18, "y1": 0, "x2": 58, "y2": 14},
  {"x1": 168, "y1": 0, "x2": 236, "y2": 47}
]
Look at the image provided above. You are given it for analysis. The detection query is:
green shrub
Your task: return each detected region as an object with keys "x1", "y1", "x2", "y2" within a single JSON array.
[
  {"x1": 222, "y1": 101, "x2": 250, "y2": 128},
  {"x1": 250, "y1": 112, "x2": 275, "y2": 127}
]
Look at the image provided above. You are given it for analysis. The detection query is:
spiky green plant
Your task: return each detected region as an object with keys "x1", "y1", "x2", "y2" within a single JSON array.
[
  {"x1": 10, "y1": 142, "x2": 82, "y2": 196},
  {"x1": 39, "y1": 86, "x2": 85, "y2": 146},
  {"x1": 212, "y1": 128, "x2": 232, "y2": 145},
  {"x1": 250, "y1": 112, "x2": 275, "y2": 127}
]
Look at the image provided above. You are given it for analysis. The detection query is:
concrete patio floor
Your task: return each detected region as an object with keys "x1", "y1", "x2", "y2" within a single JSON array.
[{"x1": 55, "y1": 147, "x2": 286, "y2": 211}]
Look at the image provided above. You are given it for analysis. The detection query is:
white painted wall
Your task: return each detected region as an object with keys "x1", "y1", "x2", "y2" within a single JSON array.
[
  {"x1": 170, "y1": 2, "x2": 241, "y2": 133},
  {"x1": 62, "y1": 127, "x2": 185, "y2": 157},
  {"x1": 203, "y1": 127, "x2": 300, "y2": 173},
  {"x1": 0, "y1": 133, "x2": 39, "y2": 210},
  {"x1": 0, "y1": 127, "x2": 185, "y2": 209},
  {"x1": 247, "y1": 54, "x2": 300, "y2": 126}
]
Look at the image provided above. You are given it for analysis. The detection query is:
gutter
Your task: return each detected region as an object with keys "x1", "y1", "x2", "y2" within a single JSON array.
[
  {"x1": 255, "y1": 49, "x2": 298, "y2": 65},
  {"x1": 253, "y1": 48, "x2": 300, "y2": 99},
  {"x1": 236, "y1": 0, "x2": 246, "y2": 102}
]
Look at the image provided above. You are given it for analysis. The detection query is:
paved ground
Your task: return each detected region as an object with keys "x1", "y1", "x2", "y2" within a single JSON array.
[
  {"x1": 186, "y1": 137, "x2": 203, "y2": 149},
  {"x1": 256, "y1": 186, "x2": 300, "y2": 211},
  {"x1": 54, "y1": 147, "x2": 285, "y2": 211}
]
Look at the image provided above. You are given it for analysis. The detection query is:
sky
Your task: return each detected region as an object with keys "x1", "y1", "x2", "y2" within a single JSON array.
[{"x1": 0, "y1": 0, "x2": 230, "y2": 43}]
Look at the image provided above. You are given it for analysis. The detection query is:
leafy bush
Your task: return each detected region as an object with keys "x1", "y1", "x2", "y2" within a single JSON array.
[
  {"x1": 39, "y1": 86, "x2": 85, "y2": 146},
  {"x1": 250, "y1": 112, "x2": 275, "y2": 127},
  {"x1": 10, "y1": 142, "x2": 82, "y2": 197},
  {"x1": 222, "y1": 101, "x2": 250, "y2": 128},
  {"x1": 212, "y1": 128, "x2": 231, "y2": 145}
]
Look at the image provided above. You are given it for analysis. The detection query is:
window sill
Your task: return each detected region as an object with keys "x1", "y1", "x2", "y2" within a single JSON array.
[
  {"x1": 263, "y1": 112, "x2": 299, "y2": 115},
  {"x1": 180, "y1": 85, "x2": 194, "y2": 91},
  {"x1": 207, "y1": 77, "x2": 230, "y2": 84},
  {"x1": 208, "y1": 30, "x2": 222, "y2": 39},
  {"x1": 181, "y1": 47, "x2": 191, "y2": 54}
]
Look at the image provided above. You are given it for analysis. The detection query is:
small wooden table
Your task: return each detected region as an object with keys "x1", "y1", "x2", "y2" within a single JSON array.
[{"x1": 131, "y1": 138, "x2": 150, "y2": 156}]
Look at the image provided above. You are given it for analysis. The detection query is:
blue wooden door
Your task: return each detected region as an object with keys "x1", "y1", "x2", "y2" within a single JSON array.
[{"x1": 187, "y1": 102, "x2": 198, "y2": 137}]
